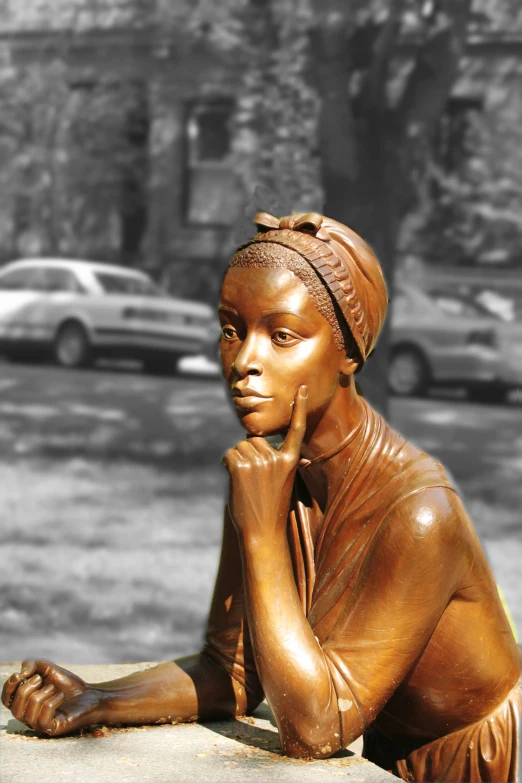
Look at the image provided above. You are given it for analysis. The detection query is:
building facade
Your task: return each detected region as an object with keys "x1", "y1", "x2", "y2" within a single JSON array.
[{"x1": 0, "y1": 0, "x2": 521, "y2": 302}]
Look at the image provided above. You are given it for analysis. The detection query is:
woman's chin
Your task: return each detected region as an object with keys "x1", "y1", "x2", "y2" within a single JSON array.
[{"x1": 237, "y1": 409, "x2": 289, "y2": 438}]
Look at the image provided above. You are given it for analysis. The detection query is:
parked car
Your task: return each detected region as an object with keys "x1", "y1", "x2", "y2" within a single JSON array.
[
  {"x1": 389, "y1": 284, "x2": 522, "y2": 400},
  {"x1": 0, "y1": 258, "x2": 217, "y2": 373}
]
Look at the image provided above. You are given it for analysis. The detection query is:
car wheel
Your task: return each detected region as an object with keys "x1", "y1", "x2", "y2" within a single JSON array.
[
  {"x1": 389, "y1": 348, "x2": 430, "y2": 397},
  {"x1": 54, "y1": 321, "x2": 91, "y2": 369}
]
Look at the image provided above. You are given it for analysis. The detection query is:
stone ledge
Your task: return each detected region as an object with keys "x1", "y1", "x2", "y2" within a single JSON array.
[{"x1": 1, "y1": 662, "x2": 395, "y2": 782}]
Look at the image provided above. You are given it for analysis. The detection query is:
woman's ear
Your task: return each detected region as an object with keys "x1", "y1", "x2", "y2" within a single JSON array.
[{"x1": 339, "y1": 354, "x2": 359, "y2": 376}]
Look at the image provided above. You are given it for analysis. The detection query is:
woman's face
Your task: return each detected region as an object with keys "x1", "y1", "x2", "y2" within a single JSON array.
[{"x1": 219, "y1": 266, "x2": 350, "y2": 437}]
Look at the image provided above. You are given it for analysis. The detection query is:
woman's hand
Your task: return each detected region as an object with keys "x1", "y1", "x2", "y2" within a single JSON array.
[
  {"x1": 1, "y1": 660, "x2": 104, "y2": 736},
  {"x1": 223, "y1": 386, "x2": 307, "y2": 542}
]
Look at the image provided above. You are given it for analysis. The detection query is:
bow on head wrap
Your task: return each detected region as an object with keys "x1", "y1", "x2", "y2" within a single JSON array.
[{"x1": 236, "y1": 212, "x2": 388, "y2": 364}]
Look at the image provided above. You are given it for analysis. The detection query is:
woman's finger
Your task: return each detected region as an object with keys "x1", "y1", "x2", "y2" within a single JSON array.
[
  {"x1": 280, "y1": 385, "x2": 308, "y2": 458},
  {"x1": 221, "y1": 452, "x2": 235, "y2": 472},
  {"x1": 20, "y1": 661, "x2": 38, "y2": 679},
  {"x1": 22, "y1": 661, "x2": 58, "y2": 683},
  {"x1": 234, "y1": 440, "x2": 258, "y2": 460},
  {"x1": 38, "y1": 691, "x2": 65, "y2": 735},
  {"x1": 244, "y1": 436, "x2": 273, "y2": 456},
  {"x1": 24, "y1": 683, "x2": 56, "y2": 727},
  {"x1": 2, "y1": 672, "x2": 24, "y2": 708},
  {"x1": 10, "y1": 674, "x2": 42, "y2": 722},
  {"x1": 222, "y1": 447, "x2": 247, "y2": 471}
]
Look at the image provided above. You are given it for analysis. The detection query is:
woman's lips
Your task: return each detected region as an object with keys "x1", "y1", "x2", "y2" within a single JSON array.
[
  {"x1": 231, "y1": 386, "x2": 273, "y2": 410},
  {"x1": 233, "y1": 395, "x2": 273, "y2": 410}
]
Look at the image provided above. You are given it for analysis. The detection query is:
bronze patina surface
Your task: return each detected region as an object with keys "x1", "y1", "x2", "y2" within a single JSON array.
[{"x1": 3, "y1": 213, "x2": 520, "y2": 783}]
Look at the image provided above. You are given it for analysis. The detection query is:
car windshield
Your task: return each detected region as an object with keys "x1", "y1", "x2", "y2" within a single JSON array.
[{"x1": 94, "y1": 271, "x2": 161, "y2": 297}]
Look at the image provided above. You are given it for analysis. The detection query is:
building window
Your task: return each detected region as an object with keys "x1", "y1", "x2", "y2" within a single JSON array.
[
  {"x1": 185, "y1": 97, "x2": 242, "y2": 226},
  {"x1": 435, "y1": 96, "x2": 483, "y2": 172}
]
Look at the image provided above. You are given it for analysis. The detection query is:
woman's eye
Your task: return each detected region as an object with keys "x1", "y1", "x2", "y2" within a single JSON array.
[
  {"x1": 272, "y1": 330, "x2": 298, "y2": 346},
  {"x1": 221, "y1": 326, "x2": 237, "y2": 340}
]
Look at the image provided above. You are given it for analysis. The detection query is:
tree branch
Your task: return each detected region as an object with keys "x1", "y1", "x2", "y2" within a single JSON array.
[
  {"x1": 360, "y1": 0, "x2": 405, "y2": 112},
  {"x1": 398, "y1": 0, "x2": 471, "y2": 136},
  {"x1": 309, "y1": 14, "x2": 357, "y2": 179}
]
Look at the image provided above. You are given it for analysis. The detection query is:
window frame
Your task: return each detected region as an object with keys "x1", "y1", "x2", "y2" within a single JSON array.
[{"x1": 182, "y1": 96, "x2": 241, "y2": 229}]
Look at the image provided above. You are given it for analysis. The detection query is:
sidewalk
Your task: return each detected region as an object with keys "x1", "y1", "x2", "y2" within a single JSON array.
[{"x1": 1, "y1": 663, "x2": 394, "y2": 783}]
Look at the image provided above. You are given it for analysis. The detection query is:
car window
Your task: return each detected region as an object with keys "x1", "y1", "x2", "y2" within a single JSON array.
[
  {"x1": 0, "y1": 266, "x2": 38, "y2": 290},
  {"x1": 32, "y1": 267, "x2": 84, "y2": 293},
  {"x1": 94, "y1": 271, "x2": 160, "y2": 297},
  {"x1": 432, "y1": 295, "x2": 492, "y2": 319}
]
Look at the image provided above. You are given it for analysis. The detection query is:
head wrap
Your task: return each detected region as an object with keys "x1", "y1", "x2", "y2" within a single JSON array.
[{"x1": 233, "y1": 212, "x2": 388, "y2": 364}]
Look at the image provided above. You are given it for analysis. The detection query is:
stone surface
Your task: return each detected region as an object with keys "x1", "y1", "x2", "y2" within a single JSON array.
[{"x1": 1, "y1": 662, "x2": 395, "y2": 782}]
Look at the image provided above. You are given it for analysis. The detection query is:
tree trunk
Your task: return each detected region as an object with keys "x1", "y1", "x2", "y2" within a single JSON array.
[
  {"x1": 324, "y1": 183, "x2": 397, "y2": 414},
  {"x1": 311, "y1": 0, "x2": 471, "y2": 415},
  {"x1": 120, "y1": 81, "x2": 149, "y2": 267},
  {"x1": 321, "y1": 113, "x2": 404, "y2": 415}
]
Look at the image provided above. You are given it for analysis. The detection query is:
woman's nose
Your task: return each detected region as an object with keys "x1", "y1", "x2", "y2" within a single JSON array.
[{"x1": 231, "y1": 341, "x2": 263, "y2": 377}]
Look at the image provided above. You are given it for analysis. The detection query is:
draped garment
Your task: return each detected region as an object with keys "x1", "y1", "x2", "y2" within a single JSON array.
[{"x1": 204, "y1": 400, "x2": 521, "y2": 782}]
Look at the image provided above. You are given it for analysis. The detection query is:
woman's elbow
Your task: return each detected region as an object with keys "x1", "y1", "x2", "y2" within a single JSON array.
[{"x1": 278, "y1": 716, "x2": 343, "y2": 759}]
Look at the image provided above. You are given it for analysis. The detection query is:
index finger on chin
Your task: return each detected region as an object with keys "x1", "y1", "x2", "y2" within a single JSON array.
[{"x1": 281, "y1": 385, "x2": 308, "y2": 457}]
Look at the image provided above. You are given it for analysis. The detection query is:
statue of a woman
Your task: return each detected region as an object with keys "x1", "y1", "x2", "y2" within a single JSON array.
[{"x1": 3, "y1": 213, "x2": 520, "y2": 783}]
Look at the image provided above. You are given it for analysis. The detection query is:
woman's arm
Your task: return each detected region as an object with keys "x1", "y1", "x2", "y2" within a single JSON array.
[
  {"x1": 236, "y1": 490, "x2": 465, "y2": 758},
  {"x1": 1, "y1": 653, "x2": 246, "y2": 736},
  {"x1": 1, "y1": 653, "x2": 245, "y2": 736},
  {"x1": 94, "y1": 652, "x2": 248, "y2": 724},
  {"x1": 223, "y1": 389, "x2": 465, "y2": 758},
  {"x1": 223, "y1": 387, "x2": 340, "y2": 757},
  {"x1": 239, "y1": 530, "x2": 340, "y2": 758}
]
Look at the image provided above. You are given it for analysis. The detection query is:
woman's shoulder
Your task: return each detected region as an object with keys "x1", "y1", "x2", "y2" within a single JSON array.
[{"x1": 381, "y1": 484, "x2": 478, "y2": 566}]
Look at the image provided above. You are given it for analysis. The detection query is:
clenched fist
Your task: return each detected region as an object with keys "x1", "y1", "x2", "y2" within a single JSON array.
[{"x1": 2, "y1": 660, "x2": 104, "y2": 736}]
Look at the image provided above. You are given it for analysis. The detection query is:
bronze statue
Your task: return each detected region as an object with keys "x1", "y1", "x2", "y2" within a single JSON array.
[{"x1": 2, "y1": 213, "x2": 520, "y2": 783}]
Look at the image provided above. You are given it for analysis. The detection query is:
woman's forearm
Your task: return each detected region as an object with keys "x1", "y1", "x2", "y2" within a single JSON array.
[
  {"x1": 220, "y1": 401, "x2": 344, "y2": 757},
  {"x1": 93, "y1": 653, "x2": 247, "y2": 726},
  {"x1": 240, "y1": 533, "x2": 341, "y2": 757}
]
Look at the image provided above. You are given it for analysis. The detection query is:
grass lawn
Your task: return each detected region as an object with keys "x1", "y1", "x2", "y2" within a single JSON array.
[
  {"x1": 1, "y1": 458, "x2": 226, "y2": 663},
  {"x1": 1, "y1": 454, "x2": 520, "y2": 664}
]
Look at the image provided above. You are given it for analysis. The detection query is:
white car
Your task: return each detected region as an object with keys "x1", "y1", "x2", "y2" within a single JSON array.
[
  {"x1": 390, "y1": 284, "x2": 522, "y2": 400},
  {"x1": 0, "y1": 258, "x2": 217, "y2": 373}
]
